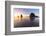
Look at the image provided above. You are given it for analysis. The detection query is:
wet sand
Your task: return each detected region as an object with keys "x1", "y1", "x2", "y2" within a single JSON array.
[{"x1": 14, "y1": 16, "x2": 39, "y2": 28}]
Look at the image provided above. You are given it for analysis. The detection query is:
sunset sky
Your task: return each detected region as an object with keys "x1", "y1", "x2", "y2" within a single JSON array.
[{"x1": 13, "y1": 8, "x2": 39, "y2": 17}]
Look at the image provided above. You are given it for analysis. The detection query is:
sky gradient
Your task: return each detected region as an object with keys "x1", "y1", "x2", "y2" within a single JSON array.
[{"x1": 13, "y1": 8, "x2": 39, "y2": 16}]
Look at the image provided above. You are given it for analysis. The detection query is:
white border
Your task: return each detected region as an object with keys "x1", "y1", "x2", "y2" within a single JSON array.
[{"x1": 11, "y1": 5, "x2": 42, "y2": 32}]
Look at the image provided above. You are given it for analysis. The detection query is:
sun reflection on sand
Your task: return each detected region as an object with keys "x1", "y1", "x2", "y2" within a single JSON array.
[{"x1": 14, "y1": 15, "x2": 30, "y2": 21}]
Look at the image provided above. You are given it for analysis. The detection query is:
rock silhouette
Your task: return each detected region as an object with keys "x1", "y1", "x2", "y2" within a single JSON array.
[
  {"x1": 17, "y1": 16, "x2": 19, "y2": 18},
  {"x1": 30, "y1": 13, "x2": 35, "y2": 21},
  {"x1": 20, "y1": 14, "x2": 23, "y2": 20}
]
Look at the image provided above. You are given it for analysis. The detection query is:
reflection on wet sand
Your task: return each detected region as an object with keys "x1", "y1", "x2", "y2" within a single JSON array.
[{"x1": 14, "y1": 13, "x2": 39, "y2": 28}]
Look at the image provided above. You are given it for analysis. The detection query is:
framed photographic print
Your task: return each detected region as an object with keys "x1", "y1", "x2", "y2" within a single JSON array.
[{"x1": 5, "y1": 1, "x2": 45, "y2": 35}]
